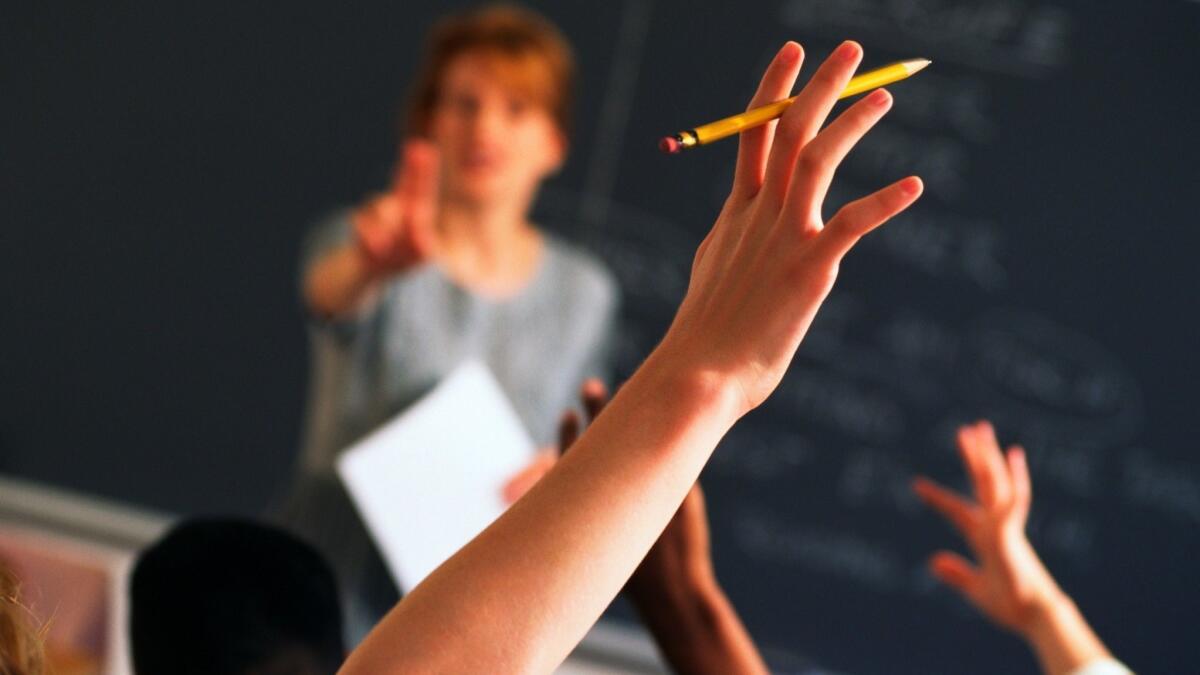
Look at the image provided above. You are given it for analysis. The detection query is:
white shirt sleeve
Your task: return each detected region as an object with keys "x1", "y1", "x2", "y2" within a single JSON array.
[{"x1": 1066, "y1": 657, "x2": 1133, "y2": 675}]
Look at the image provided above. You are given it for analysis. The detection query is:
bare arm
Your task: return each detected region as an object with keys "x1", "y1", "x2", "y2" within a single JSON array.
[
  {"x1": 303, "y1": 141, "x2": 440, "y2": 319},
  {"x1": 561, "y1": 382, "x2": 769, "y2": 675},
  {"x1": 629, "y1": 580, "x2": 766, "y2": 675},
  {"x1": 1023, "y1": 597, "x2": 1118, "y2": 675},
  {"x1": 340, "y1": 40, "x2": 923, "y2": 674},
  {"x1": 303, "y1": 242, "x2": 382, "y2": 319},
  {"x1": 914, "y1": 421, "x2": 1122, "y2": 675},
  {"x1": 341, "y1": 361, "x2": 743, "y2": 673},
  {"x1": 625, "y1": 485, "x2": 769, "y2": 675}
]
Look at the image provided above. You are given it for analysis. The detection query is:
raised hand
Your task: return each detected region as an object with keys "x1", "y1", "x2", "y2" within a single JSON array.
[
  {"x1": 340, "y1": 43, "x2": 926, "y2": 675},
  {"x1": 913, "y1": 422, "x2": 1123, "y2": 675},
  {"x1": 656, "y1": 40, "x2": 923, "y2": 416},
  {"x1": 353, "y1": 139, "x2": 441, "y2": 276},
  {"x1": 913, "y1": 421, "x2": 1061, "y2": 633}
]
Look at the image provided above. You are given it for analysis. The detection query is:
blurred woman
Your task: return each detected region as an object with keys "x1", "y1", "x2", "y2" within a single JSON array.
[{"x1": 278, "y1": 4, "x2": 618, "y2": 640}]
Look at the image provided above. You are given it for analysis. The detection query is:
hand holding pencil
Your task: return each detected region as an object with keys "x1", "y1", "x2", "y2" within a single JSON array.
[
  {"x1": 658, "y1": 39, "x2": 923, "y2": 411},
  {"x1": 661, "y1": 54, "x2": 929, "y2": 153}
]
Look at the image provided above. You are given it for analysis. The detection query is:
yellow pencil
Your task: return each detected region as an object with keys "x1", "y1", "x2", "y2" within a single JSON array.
[{"x1": 659, "y1": 58, "x2": 931, "y2": 154}]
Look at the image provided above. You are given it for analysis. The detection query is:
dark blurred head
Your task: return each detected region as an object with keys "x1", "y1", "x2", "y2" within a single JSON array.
[{"x1": 130, "y1": 518, "x2": 344, "y2": 675}]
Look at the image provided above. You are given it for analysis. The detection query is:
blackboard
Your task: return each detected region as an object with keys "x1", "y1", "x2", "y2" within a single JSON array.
[{"x1": 4, "y1": 1, "x2": 1198, "y2": 673}]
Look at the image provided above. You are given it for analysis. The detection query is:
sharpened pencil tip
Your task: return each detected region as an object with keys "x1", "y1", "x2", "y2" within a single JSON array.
[{"x1": 905, "y1": 58, "x2": 932, "y2": 75}]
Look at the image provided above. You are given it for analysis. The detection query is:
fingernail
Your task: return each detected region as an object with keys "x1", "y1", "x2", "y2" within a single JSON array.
[
  {"x1": 837, "y1": 41, "x2": 860, "y2": 62},
  {"x1": 868, "y1": 88, "x2": 891, "y2": 106},
  {"x1": 779, "y1": 41, "x2": 800, "y2": 64}
]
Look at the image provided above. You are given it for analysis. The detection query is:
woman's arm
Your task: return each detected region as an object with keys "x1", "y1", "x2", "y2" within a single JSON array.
[{"x1": 340, "y1": 39, "x2": 923, "y2": 674}]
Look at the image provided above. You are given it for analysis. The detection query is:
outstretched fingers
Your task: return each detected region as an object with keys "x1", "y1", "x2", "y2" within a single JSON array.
[
  {"x1": 1006, "y1": 445, "x2": 1032, "y2": 515},
  {"x1": 816, "y1": 176, "x2": 922, "y2": 260},
  {"x1": 929, "y1": 551, "x2": 983, "y2": 601},
  {"x1": 956, "y1": 421, "x2": 1012, "y2": 510},
  {"x1": 781, "y1": 88, "x2": 893, "y2": 229},
  {"x1": 976, "y1": 422, "x2": 1014, "y2": 509},
  {"x1": 913, "y1": 476, "x2": 977, "y2": 538},
  {"x1": 732, "y1": 42, "x2": 804, "y2": 200},
  {"x1": 760, "y1": 41, "x2": 863, "y2": 206}
]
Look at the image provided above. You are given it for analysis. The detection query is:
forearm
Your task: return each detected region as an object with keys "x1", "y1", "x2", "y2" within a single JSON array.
[
  {"x1": 1023, "y1": 590, "x2": 1113, "y2": 675},
  {"x1": 339, "y1": 353, "x2": 744, "y2": 674},
  {"x1": 303, "y1": 243, "x2": 381, "y2": 318},
  {"x1": 629, "y1": 575, "x2": 768, "y2": 675}
]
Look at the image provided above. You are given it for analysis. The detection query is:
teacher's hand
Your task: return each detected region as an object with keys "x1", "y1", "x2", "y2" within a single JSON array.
[{"x1": 354, "y1": 139, "x2": 441, "y2": 277}]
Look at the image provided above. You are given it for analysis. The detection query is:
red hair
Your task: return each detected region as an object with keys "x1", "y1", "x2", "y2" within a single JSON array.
[{"x1": 405, "y1": 4, "x2": 576, "y2": 138}]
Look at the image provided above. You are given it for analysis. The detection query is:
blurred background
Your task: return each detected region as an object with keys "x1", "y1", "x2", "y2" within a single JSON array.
[{"x1": 3, "y1": 1, "x2": 1198, "y2": 673}]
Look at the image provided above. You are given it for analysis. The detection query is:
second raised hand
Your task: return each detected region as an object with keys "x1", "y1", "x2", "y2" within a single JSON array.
[
  {"x1": 912, "y1": 422, "x2": 1121, "y2": 675},
  {"x1": 913, "y1": 421, "x2": 1062, "y2": 633}
]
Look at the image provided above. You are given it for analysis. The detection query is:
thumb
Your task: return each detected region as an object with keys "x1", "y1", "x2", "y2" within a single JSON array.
[{"x1": 929, "y1": 551, "x2": 983, "y2": 602}]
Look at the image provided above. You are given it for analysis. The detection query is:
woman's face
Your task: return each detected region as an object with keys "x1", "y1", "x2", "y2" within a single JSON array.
[{"x1": 429, "y1": 51, "x2": 566, "y2": 208}]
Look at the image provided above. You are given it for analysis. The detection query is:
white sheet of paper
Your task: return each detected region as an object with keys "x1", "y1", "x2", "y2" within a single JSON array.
[{"x1": 336, "y1": 360, "x2": 536, "y2": 592}]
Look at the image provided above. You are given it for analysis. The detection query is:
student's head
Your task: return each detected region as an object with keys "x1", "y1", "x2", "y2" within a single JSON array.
[
  {"x1": 0, "y1": 564, "x2": 44, "y2": 675},
  {"x1": 407, "y1": 4, "x2": 574, "y2": 206},
  {"x1": 129, "y1": 519, "x2": 344, "y2": 675}
]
